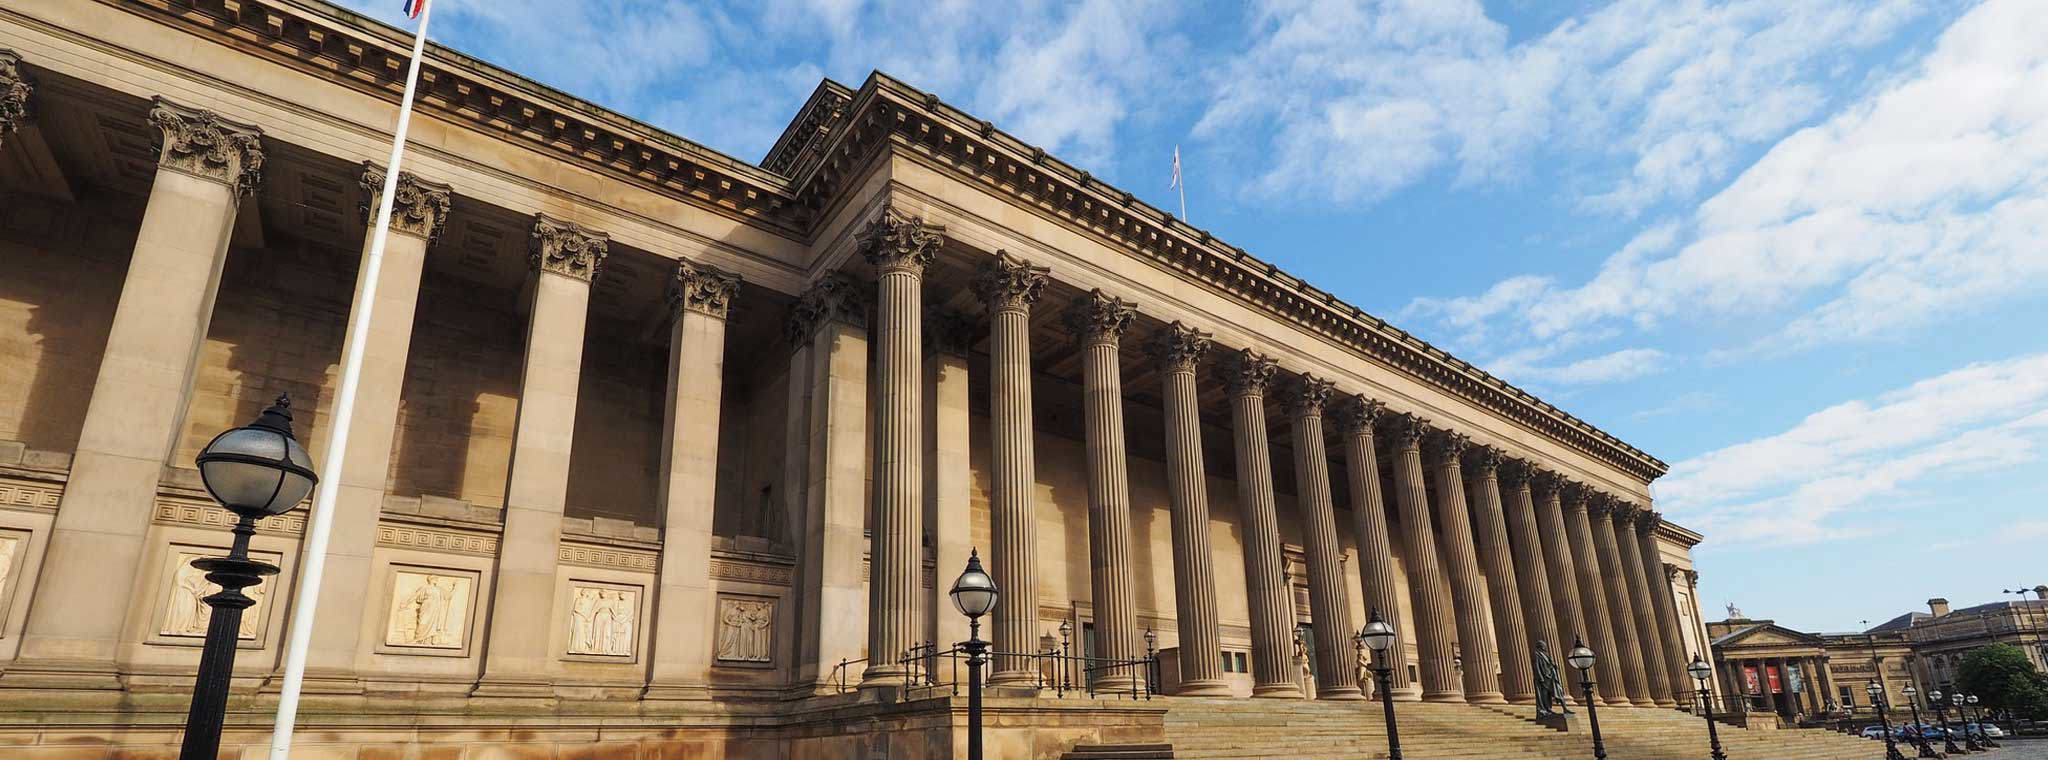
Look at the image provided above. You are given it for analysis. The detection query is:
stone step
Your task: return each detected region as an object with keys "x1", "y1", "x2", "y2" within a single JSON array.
[{"x1": 1062, "y1": 742, "x2": 1177, "y2": 759}]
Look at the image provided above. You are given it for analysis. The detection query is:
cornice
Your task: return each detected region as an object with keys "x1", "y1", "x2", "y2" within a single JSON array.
[{"x1": 108, "y1": 0, "x2": 1664, "y2": 484}]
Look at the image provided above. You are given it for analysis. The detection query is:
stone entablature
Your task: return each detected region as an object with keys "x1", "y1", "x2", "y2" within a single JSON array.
[{"x1": 95, "y1": 0, "x2": 1662, "y2": 485}]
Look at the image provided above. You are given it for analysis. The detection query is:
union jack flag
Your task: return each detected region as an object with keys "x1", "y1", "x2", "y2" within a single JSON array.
[{"x1": 403, "y1": 0, "x2": 426, "y2": 19}]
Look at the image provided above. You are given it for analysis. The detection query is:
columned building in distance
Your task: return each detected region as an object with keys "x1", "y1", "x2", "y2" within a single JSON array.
[{"x1": 0, "y1": 0, "x2": 1717, "y2": 756}]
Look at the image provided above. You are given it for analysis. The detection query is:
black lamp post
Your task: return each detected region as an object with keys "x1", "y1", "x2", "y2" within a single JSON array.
[
  {"x1": 181, "y1": 395, "x2": 318, "y2": 760},
  {"x1": 1872, "y1": 682, "x2": 1908, "y2": 760},
  {"x1": 1951, "y1": 692, "x2": 1980, "y2": 752},
  {"x1": 1358, "y1": 609, "x2": 1403, "y2": 760},
  {"x1": 1902, "y1": 684, "x2": 1939, "y2": 757},
  {"x1": 950, "y1": 548, "x2": 998, "y2": 760},
  {"x1": 2001, "y1": 587, "x2": 2047, "y2": 667},
  {"x1": 1929, "y1": 689, "x2": 1964, "y2": 754},
  {"x1": 1687, "y1": 654, "x2": 1727, "y2": 760},
  {"x1": 1567, "y1": 637, "x2": 1607, "y2": 760},
  {"x1": 1966, "y1": 694, "x2": 1996, "y2": 748}
]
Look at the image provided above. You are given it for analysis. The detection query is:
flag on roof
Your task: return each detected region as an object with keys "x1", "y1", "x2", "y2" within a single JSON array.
[{"x1": 403, "y1": 0, "x2": 426, "y2": 19}]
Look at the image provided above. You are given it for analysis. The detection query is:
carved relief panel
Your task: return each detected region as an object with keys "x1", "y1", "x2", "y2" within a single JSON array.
[
  {"x1": 0, "y1": 530, "x2": 24, "y2": 626},
  {"x1": 153, "y1": 546, "x2": 279, "y2": 645},
  {"x1": 714, "y1": 595, "x2": 775, "y2": 666},
  {"x1": 381, "y1": 567, "x2": 477, "y2": 654},
  {"x1": 565, "y1": 582, "x2": 641, "y2": 659}
]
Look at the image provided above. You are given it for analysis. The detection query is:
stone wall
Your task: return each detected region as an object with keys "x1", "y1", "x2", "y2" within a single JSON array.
[{"x1": 0, "y1": 193, "x2": 133, "y2": 453}]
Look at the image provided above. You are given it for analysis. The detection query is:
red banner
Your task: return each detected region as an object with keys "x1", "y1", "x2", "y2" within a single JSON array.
[{"x1": 1744, "y1": 665, "x2": 1761, "y2": 694}]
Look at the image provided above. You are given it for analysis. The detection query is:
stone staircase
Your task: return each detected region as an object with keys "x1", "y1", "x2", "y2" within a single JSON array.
[{"x1": 1160, "y1": 697, "x2": 1881, "y2": 759}]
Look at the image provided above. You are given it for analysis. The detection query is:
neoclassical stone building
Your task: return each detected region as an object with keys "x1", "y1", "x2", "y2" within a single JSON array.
[{"x1": 0, "y1": 0, "x2": 1714, "y2": 755}]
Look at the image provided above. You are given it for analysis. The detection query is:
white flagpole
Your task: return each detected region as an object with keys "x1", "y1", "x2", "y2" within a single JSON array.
[
  {"x1": 268, "y1": 1, "x2": 434, "y2": 756},
  {"x1": 1174, "y1": 146, "x2": 1188, "y2": 223}
]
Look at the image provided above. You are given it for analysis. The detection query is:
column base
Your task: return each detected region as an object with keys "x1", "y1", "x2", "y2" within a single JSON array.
[
  {"x1": 860, "y1": 663, "x2": 913, "y2": 690},
  {"x1": 987, "y1": 669, "x2": 1042, "y2": 689},
  {"x1": 1653, "y1": 696, "x2": 1679, "y2": 708},
  {"x1": 1174, "y1": 679, "x2": 1233, "y2": 697},
  {"x1": 1630, "y1": 696, "x2": 1660, "y2": 707},
  {"x1": 1464, "y1": 690, "x2": 1508, "y2": 705},
  {"x1": 1505, "y1": 694, "x2": 1538, "y2": 706},
  {"x1": 1251, "y1": 682, "x2": 1305, "y2": 699},
  {"x1": 1390, "y1": 687, "x2": 1424, "y2": 703},
  {"x1": 1315, "y1": 685, "x2": 1367, "y2": 700},
  {"x1": 1422, "y1": 689, "x2": 1467, "y2": 703}
]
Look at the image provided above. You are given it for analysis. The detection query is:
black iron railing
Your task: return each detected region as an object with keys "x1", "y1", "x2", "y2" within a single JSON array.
[{"x1": 830, "y1": 642, "x2": 1161, "y2": 700}]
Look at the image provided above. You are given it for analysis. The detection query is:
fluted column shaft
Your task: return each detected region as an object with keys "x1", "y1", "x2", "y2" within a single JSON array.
[
  {"x1": 1467, "y1": 450, "x2": 1534, "y2": 704},
  {"x1": 860, "y1": 208, "x2": 939, "y2": 684},
  {"x1": 1287, "y1": 377, "x2": 1362, "y2": 700},
  {"x1": 1223, "y1": 351, "x2": 1302, "y2": 698},
  {"x1": 1562, "y1": 488, "x2": 1626, "y2": 704},
  {"x1": 1069, "y1": 291, "x2": 1143, "y2": 690},
  {"x1": 1534, "y1": 479, "x2": 1591, "y2": 699},
  {"x1": 1429, "y1": 434, "x2": 1504, "y2": 704},
  {"x1": 1640, "y1": 529, "x2": 1692, "y2": 700},
  {"x1": 1615, "y1": 508, "x2": 1676, "y2": 706},
  {"x1": 1152, "y1": 324, "x2": 1229, "y2": 696},
  {"x1": 979, "y1": 254, "x2": 1047, "y2": 686},
  {"x1": 1337, "y1": 400, "x2": 1416, "y2": 700},
  {"x1": 1590, "y1": 500, "x2": 1654, "y2": 706},
  {"x1": 1388, "y1": 416, "x2": 1461, "y2": 702},
  {"x1": 1502, "y1": 467, "x2": 1563, "y2": 674}
]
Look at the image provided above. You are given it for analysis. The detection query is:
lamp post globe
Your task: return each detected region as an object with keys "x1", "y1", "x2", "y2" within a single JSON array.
[
  {"x1": 1567, "y1": 637, "x2": 1606, "y2": 760},
  {"x1": 180, "y1": 395, "x2": 318, "y2": 760},
  {"x1": 1688, "y1": 654, "x2": 1726, "y2": 760},
  {"x1": 1358, "y1": 609, "x2": 1403, "y2": 760},
  {"x1": 950, "y1": 549, "x2": 998, "y2": 760}
]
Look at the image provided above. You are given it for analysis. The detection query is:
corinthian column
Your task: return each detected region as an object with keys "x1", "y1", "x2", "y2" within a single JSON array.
[
  {"x1": 12, "y1": 99, "x2": 264, "y2": 684},
  {"x1": 1467, "y1": 447, "x2": 1534, "y2": 704},
  {"x1": 1067, "y1": 290, "x2": 1144, "y2": 691},
  {"x1": 1387, "y1": 414, "x2": 1460, "y2": 702},
  {"x1": 1, "y1": 51, "x2": 32, "y2": 151},
  {"x1": 476, "y1": 214, "x2": 607, "y2": 696},
  {"x1": 1590, "y1": 495, "x2": 1654, "y2": 706},
  {"x1": 1428, "y1": 432, "x2": 1504, "y2": 704},
  {"x1": 1500, "y1": 462, "x2": 1564, "y2": 681},
  {"x1": 1533, "y1": 473, "x2": 1589, "y2": 678},
  {"x1": 1335, "y1": 398, "x2": 1416, "y2": 700},
  {"x1": 859, "y1": 207, "x2": 941, "y2": 685},
  {"x1": 1614, "y1": 504, "x2": 1677, "y2": 706},
  {"x1": 1562, "y1": 483, "x2": 1625, "y2": 704},
  {"x1": 1286, "y1": 375, "x2": 1363, "y2": 700},
  {"x1": 1638, "y1": 516, "x2": 1694, "y2": 700},
  {"x1": 977, "y1": 253, "x2": 1049, "y2": 687},
  {"x1": 1221, "y1": 350, "x2": 1302, "y2": 699},
  {"x1": 1149, "y1": 323, "x2": 1230, "y2": 696},
  {"x1": 648, "y1": 260, "x2": 740, "y2": 698}
]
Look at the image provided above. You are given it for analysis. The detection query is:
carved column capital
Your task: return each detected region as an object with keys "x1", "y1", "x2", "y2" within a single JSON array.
[
  {"x1": 148, "y1": 97, "x2": 265, "y2": 197},
  {"x1": 858, "y1": 204, "x2": 943, "y2": 277},
  {"x1": 1531, "y1": 469, "x2": 1563, "y2": 496},
  {"x1": 1063, "y1": 289, "x2": 1136, "y2": 346},
  {"x1": 1388, "y1": 412, "x2": 1430, "y2": 452},
  {"x1": 1219, "y1": 348, "x2": 1278, "y2": 399},
  {"x1": 1587, "y1": 492, "x2": 1616, "y2": 519},
  {"x1": 529, "y1": 214, "x2": 609, "y2": 282},
  {"x1": 1561, "y1": 481, "x2": 1592, "y2": 512},
  {"x1": 1286, "y1": 374, "x2": 1335, "y2": 419},
  {"x1": 924, "y1": 307, "x2": 976, "y2": 357},
  {"x1": 1148, "y1": 321, "x2": 1212, "y2": 373},
  {"x1": 1332, "y1": 395, "x2": 1383, "y2": 437},
  {"x1": 1429, "y1": 430, "x2": 1470, "y2": 464},
  {"x1": 1636, "y1": 510, "x2": 1664, "y2": 534},
  {"x1": 1611, "y1": 501, "x2": 1639, "y2": 525},
  {"x1": 0, "y1": 51, "x2": 32, "y2": 147},
  {"x1": 1499, "y1": 457, "x2": 1532, "y2": 489},
  {"x1": 976, "y1": 251, "x2": 1049, "y2": 314},
  {"x1": 670, "y1": 259, "x2": 742, "y2": 319},
  {"x1": 359, "y1": 162, "x2": 452, "y2": 242},
  {"x1": 787, "y1": 273, "x2": 868, "y2": 345},
  {"x1": 1466, "y1": 445, "x2": 1503, "y2": 477}
]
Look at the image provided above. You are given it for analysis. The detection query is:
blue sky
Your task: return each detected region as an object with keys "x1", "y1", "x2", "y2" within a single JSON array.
[{"x1": 344, "y1": 0, "x2": 2048, "y2": 634}]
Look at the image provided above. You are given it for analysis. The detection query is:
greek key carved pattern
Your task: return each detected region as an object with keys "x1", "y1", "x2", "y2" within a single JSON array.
[
  {"x1": 558, "y1": 542, "x2": 658, "y2": 572},
  {"x1": 0, "y1": 479, "x2": 60, "y2": 513},
  {"x1": 153, "y1": 499, "x2": 304, "y2": 537},
  {"x1": 710, "y1": 557, "x2": 794, "y2": 586},
  {"x1": 376, "y1": 524, "x2": 497, "y2": 557}
]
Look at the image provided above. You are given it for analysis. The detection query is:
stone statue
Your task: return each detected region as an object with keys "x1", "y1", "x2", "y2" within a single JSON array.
[
  {"x1": 1726, "y1": 601, "x2": 1745, "y2": 619},
  {"x1": 1354, "y1": 637, "x2": 1372, "y2": 695},
  {"x1": 1533, "y1": 639, "x2": 1571, "y2": 717}
]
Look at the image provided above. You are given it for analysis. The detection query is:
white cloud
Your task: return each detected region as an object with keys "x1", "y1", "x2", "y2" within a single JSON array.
[
  {"x1": 1488, "y1": 346, "x2": 1670, "y2": 386},
  {"x1": 1661, "y1": 354, "x2": 2048, "y2": 546},
  {"x1": 1412, "y1": 0, "x2": 2048, "y2": 359}
]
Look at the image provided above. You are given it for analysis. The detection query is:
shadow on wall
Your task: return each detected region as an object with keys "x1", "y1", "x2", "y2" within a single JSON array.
[
  {"x1": 387, "y1": 271, "x2": 524, "y2": 508},
  {"x1": 0, "y1": 192, "x2": 139, "y2": 455}
]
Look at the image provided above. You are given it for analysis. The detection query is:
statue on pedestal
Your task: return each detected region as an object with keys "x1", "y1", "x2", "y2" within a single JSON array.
[{"x1": 1533, "y1": 639, "x2": 1572, "y2": 717}]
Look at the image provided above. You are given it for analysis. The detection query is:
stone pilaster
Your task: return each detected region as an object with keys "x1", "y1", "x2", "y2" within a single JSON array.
[
  {"x1": 789, "y1": 274, "x2": 870, "y2": 690},
  {"x1": 1148, "y1": 322, "x2": 1230, "y2": 696},
  {"x1": 859, "y1": 206, "x2": 941, "y2": 684},
  {"x1": 292, "y1": 165, "x2": 450, "y2": 691},
  {"x1": 1, "y1": 51, "x2": 32, "y2": 150},
  {"x1": 1285, "y1": 375, "x2": 1362, "y2": 700},
  {"x1": 1335, "y1": 397, "x2": 1416, "y2": 700},
  {"x1": 8, "y1": 98, "x2": 265, "y2": 685},
  {"x1": 1615, "y1": 505, "x2": 1676, "y2": 707},
  {"x1": 1387, "y1": 413, "x2": 1461, "y2": 702},
  {"x1": 1221, "y1": 349, "x2": 1301, "y2": 699},
  {"x1": 1562, "y1": 482, "x2": 1625, "y2": 704},
  {"x1": 1066, "y1": 290, "x2": 1144, "y2": 692},
  {"x1": 977, "y1": 252, "x2": 1047, "y2": 686},
  {"x1": 1467, "y1": 446, "x2": 1534, "y2": 705},
  {"x1": 1589, "y1": 495, "x2": 1654, "y2": 706},
  {"x1": 1429, "y1": 431, "x2": 1504, "y2": 704},
  {"x1": 475, "y1": 214, "x2": 607, "y2": 697},
  {"x1": 1500, "y1": 462, "x2": 1564, "y2": 690},
  {"x1": 645, "y1": 260, "x2": 739, "y2": 699},
  {"x1": 1640, "y1": 520, "x2": 1693, "y2": 701}
]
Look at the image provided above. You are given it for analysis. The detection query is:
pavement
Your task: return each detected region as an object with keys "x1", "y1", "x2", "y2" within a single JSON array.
[{"x1": 1970, "y1": 738, "x2": 2048, "y2": 759}]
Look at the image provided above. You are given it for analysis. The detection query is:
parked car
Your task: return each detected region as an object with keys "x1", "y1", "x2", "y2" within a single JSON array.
[
  {"x1": 1964, "y1": 722, "x2": 2005, "y2": 739},
  {"x1": 1860, "y1": 726, "x2": 1890, "y2": 740}
]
